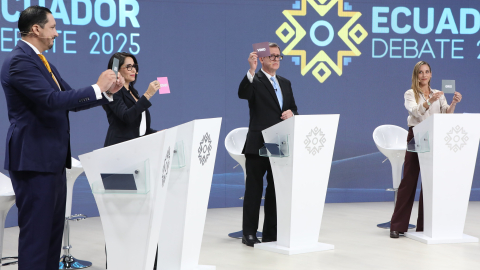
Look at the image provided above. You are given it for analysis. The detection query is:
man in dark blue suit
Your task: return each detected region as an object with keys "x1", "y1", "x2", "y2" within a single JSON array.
[{"x1": 0, "y1": 6, "x2": 124, "y2": 270}]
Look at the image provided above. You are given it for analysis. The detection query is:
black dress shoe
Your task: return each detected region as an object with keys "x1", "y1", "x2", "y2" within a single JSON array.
[
  {"x1": 390, "y1": 231, "x2": 400, "y2": 238},
  {"x1": 242, "y1": 235, "x2": 261, "y2": 247}
]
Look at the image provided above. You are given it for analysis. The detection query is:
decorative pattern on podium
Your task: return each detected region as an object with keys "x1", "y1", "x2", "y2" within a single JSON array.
[
  {"x1": 445, "y1": 125, "x2": 469, "y2": 152},
  {"x1": 162, "y1": 147, "x2": 171, "y2": 187},
  {"x1": 304, "y1": 127, "x2": 327, "y2": 155},
  {"x1": 255, "y1": 115, "x2": 339, "y2": 255},
  {"x1": 198, "y1": 132, "x2": 213, "y2": 165},
  {"x1": 405, "y1": 114, "x2": 480, "y2": 245},
  {"x1": 156, "y1": 118, "x2": 221, "y2": 270}
]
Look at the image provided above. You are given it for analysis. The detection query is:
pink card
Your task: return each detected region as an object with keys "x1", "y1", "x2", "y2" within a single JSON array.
[
  {"x1": 157, "y1": 77, "x2": 170, "y2": 94},
  {"x1": 252, "y1": 42, "x2": 271, "y2": 57}
]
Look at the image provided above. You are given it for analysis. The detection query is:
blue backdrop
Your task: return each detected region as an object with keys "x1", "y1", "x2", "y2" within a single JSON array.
[{"x1": 1, "y1": 0, "x2": 480, "y2": 226}]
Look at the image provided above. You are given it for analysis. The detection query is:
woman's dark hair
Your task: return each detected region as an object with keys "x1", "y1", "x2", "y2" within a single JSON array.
[
  {"x1": 18, "y1": 6, "x2": 51, "y2": 37},
  {"x1": 107, "y1": 52, "x2": 140, "y2": 99}
]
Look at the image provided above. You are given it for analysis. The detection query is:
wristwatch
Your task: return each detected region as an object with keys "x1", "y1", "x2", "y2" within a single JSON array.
[{"x1": 427, "y1": 100, "x2": 431, "y2": 106}]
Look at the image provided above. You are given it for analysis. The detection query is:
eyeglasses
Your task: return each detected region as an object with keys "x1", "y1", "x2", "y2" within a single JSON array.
[
  {"x1": 268, "y1": 55, "x2": 283, "y2": 61},
  {"x1": 122, "y1": 64, "x2": 138, "y2": 71}
]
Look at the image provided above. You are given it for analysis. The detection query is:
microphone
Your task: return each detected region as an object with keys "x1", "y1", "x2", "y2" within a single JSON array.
[{"x1": 19, "y1": 31, "x2": 55, "y2": 40}]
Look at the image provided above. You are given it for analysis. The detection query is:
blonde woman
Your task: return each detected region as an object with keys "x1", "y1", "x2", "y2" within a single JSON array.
[{"x1": 390, "y1": 61, "x2": 462, "y2": 238}]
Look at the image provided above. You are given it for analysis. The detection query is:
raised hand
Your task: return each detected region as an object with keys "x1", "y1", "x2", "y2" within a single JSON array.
[
  {"x1": 451, "y1": 91, "x2": 462, "y2": 105},
  {"x1": 248, "y1": 52, "x2": 258, "y2": 76},
  {"x1": 96, "y1": 70, "x2": 117, "y2": 92},
  {"x1": 107, "y1": 73, "x2": 125, "y2": 94},
  {"x1": 429, "y1": 91, "x2": 444, "y2": 103},
  {"x1": 144, "y1": 80, "x2": 161, "y2": 100}
]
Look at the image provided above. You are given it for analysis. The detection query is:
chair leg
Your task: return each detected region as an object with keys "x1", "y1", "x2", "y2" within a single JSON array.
[{"x1": 59, "y1": 215, "x2": 92, "y2": 269}]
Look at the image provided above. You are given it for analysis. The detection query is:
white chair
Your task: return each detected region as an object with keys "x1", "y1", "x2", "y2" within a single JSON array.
[
  {"x1": 0, "y1": 173, "x2": 16, "y2": 268},
  {"x1": 225, "y1": 128, "x2": 262, "y2": 239},
  {"x1": 225, "y1": 128, "x2": 248, "y2": 183},
  {"x1": 60, "y1": 158, "x2": 91, "y2": 269},
  {"x1": 373, "y1": 125, "x2": 414, "y2": 229}
]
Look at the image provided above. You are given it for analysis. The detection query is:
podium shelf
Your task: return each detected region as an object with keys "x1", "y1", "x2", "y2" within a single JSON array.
[
  {"x1": 407, "y1": 131, "x2": 430, "y2": 153},
  {"x1": 259, "y1": 134, "x2": 290, "y2": 158},
  {"x1": 91, "y1": 159, "x2": 151, "y2": 194},
  {"x1": 172, "y1": 140, "x2": 186, "y2": 169}
]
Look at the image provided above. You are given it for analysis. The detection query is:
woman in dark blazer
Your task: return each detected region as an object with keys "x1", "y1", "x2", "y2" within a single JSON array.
[
  {"x1": 103, "y1": 52, "x2": 160, "y2": 147},
  {"x1": 103, "y1": 54, "x2": 161, "y2": 269}
]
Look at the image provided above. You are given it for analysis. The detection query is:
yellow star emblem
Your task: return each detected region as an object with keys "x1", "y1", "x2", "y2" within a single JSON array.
[{"x1": 276, "y1": 0, "x2": 368, "y2": 83}]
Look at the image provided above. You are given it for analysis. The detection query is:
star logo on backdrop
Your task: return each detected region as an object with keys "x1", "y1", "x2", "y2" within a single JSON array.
[
  {"x1": 161, "y1": 147, "x2": 171, "y2": 187},
  {"x1": 276, "y1": 0, "x2": 367, "y2": 83},
  {"x1": 305, "y1": 127, "x2": 327, "y2": 155},
  {"x1": 445, "y1": 126, "x2": 469, "y2": 152},
  {"x1": 198, "y1": 133, "x2": 213, "y2": 166}
]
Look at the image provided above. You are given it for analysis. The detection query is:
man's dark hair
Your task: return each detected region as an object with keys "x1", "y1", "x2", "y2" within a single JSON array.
[{"x1": 18, "y1": 6, "x2": 52, "y2": 37}]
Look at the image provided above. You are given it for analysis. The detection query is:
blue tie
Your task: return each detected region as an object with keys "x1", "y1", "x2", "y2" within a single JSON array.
[{"x1": 270, "y1": 77, "x2": 283, "y2": 110}]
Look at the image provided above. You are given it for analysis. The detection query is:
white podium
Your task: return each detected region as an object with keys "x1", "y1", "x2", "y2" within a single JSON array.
[
  {"x1": 405, "y1": 114, "x2": 480, "y2": 244},
  {"x1": 79, "y1": 128, "x2": 177, "y2": 270},
  {"x1": 157, "y1": 118, "x2": 221, "y2": 270},
  {"x1": 254, "y1": 115, "x2": 339, "y2": 255}
]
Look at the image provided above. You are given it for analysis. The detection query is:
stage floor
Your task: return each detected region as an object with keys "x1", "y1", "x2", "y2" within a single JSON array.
[{"x1": 2, "y1": 201, "x2": 479, "y2": 270}]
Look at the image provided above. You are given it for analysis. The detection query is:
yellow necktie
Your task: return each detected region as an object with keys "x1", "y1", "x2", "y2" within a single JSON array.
[{"x1": 37, "y1": 54, "x2": 60, "y2": 90}]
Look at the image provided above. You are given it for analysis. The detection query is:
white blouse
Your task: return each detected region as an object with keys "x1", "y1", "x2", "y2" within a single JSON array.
[{"x1": 405, "y1": 88, "x2": 450, "y2": 127}]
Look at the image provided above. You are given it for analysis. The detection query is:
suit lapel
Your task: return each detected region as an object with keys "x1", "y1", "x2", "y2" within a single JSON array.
[
  {"x1": 18, "y1": 42, "x2": 61, "y2": 92},
  {"x1": 123, "y1": 87, "x2": 136, "y2": 104},
  {"x1": 257, "y1": 71, "x2": 281, "y2": 111},
  {"x1": 35, "y1": 58, "x2": 60, "y2": 91}
]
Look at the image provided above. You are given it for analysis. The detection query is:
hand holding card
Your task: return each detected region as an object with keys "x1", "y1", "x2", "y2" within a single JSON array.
[{"x1": 252, "y1": 42, "x2": 271, "y2": 58}]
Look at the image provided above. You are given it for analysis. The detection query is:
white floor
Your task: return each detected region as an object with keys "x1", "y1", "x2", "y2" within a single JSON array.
[{"x1": 2, "y1": 201, "x2": 480, "y2": 270}]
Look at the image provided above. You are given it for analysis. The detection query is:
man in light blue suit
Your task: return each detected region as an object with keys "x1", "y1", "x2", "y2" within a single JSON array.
[{"x1": 0, "y1": 6, "x2": 124, "y2": 270}]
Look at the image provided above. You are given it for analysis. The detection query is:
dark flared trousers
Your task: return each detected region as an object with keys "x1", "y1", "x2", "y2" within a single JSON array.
[
  {"x1": 390, "y1": 127, "x2": 424, "y2": 232},
  {"x1": 242, "y1": 154, "x2": 277, "y2": 239},
  {"x1": 10, "y1": 169, "x2": 66, "y2": 270}
]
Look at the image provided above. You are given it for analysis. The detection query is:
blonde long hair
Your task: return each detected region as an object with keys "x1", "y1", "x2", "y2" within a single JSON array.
[{"x1": 411, "y1": 61, "x2": 432, "y2": 103}]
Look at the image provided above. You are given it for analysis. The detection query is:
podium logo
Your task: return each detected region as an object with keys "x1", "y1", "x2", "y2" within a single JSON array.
[
  {"x1": 276, "y1": 0, "x2": 367, "y2": 83},
  {"x1": 161, "y1": 147, "x2": 171, "y2": 187},
  {"x1": 198, "y1": 133, "x2": 213, "y2": 166},
  {"x1": 304, "y1": 127, "x2": 326, "y2": 155},
  {"x1": 445, "y1": 125, "x2": 469, "y2": 152}
]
